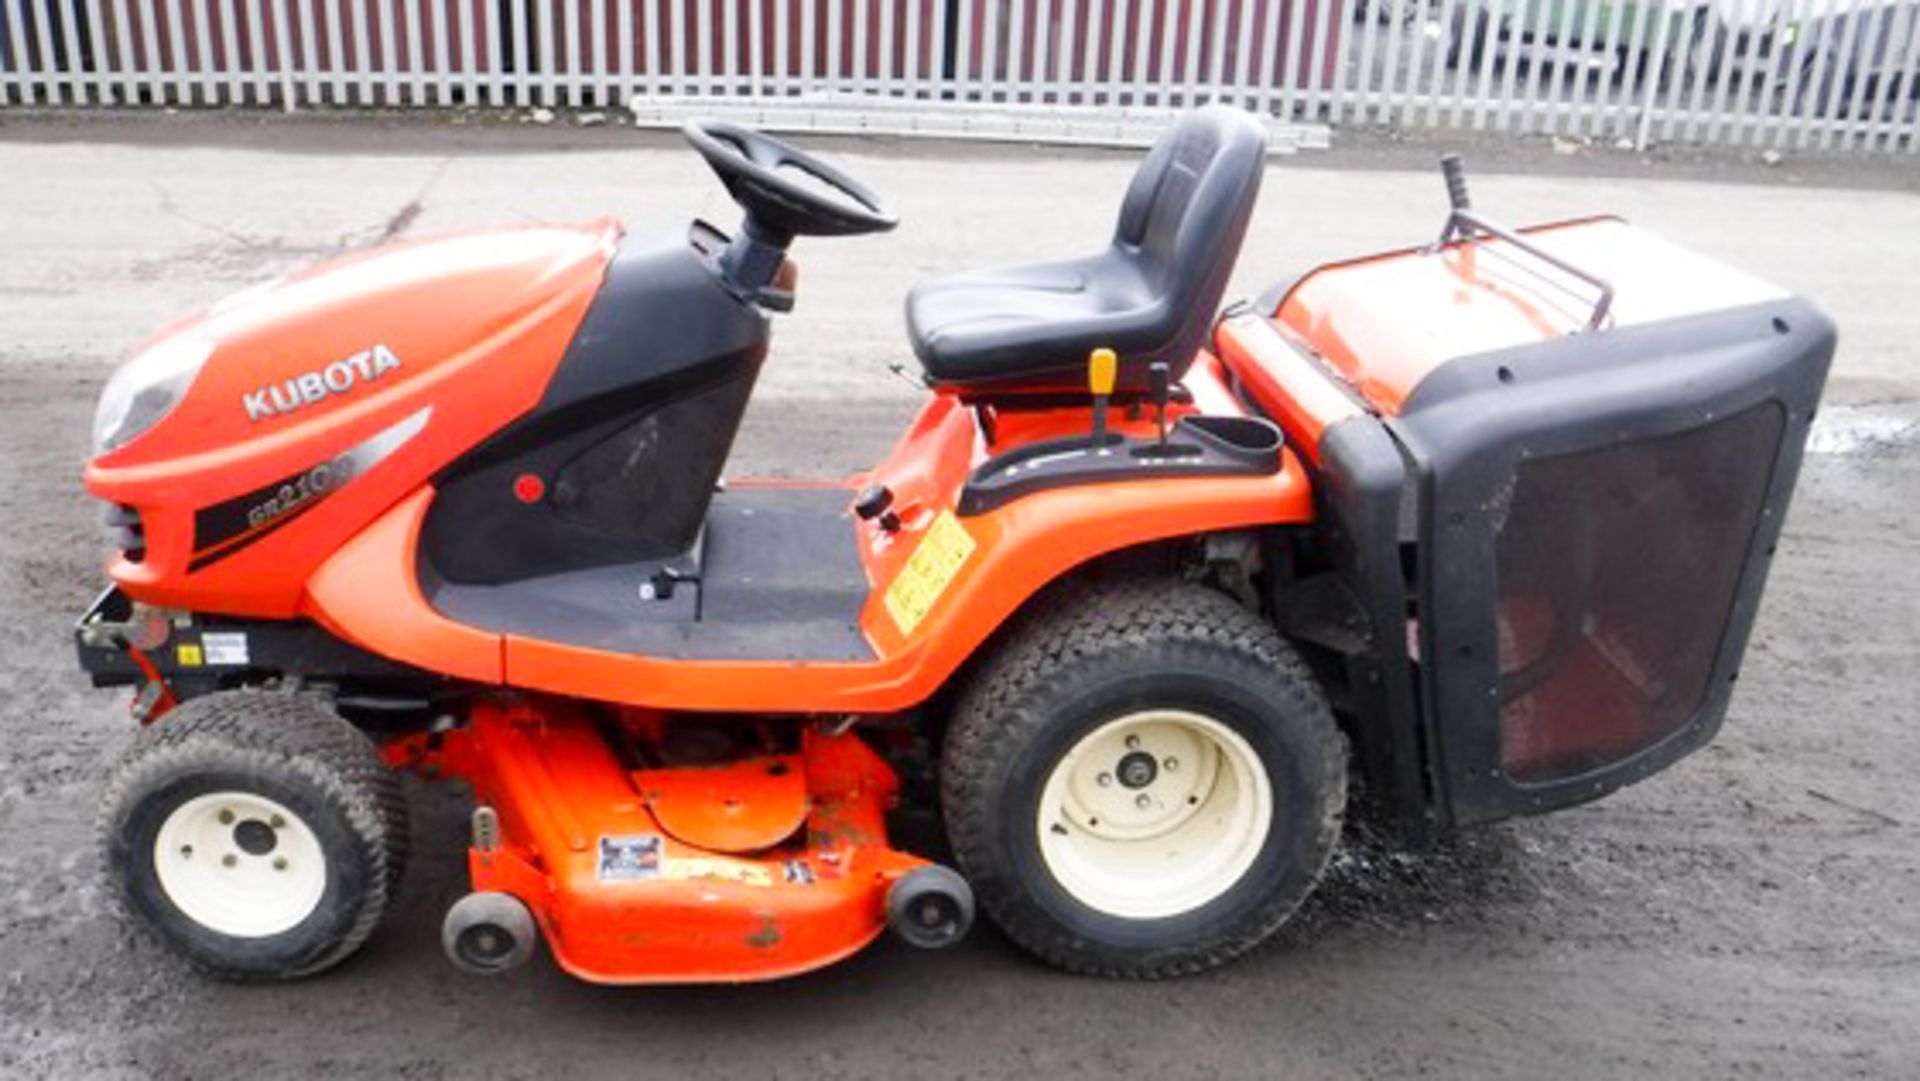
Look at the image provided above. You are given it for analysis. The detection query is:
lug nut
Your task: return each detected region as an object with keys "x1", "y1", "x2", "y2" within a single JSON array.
[
  {"x1": 269, "y1": 814, "x2": 286, "y2": 829},
  {"x1": 1125, "y1": 735, "x2": 1142, "y2": 750},
  {"x1": 1135, "y1": 793, "x2": 1152, "y2": 809},
  {"x1": 1165, "y1": 757, "x2": 1179, "y2": 772},
  {"x1": 1096, "y1": 772, "x2": 1113, "y2": 787},
  {"x1": 179, "y1": 845, "x2": 193, "y2": 858},
  {"x1": 218, "y1": 809, "x2": 235, "y2": 825},
  {"x1": 273, "y1": 857, "x2": 288, "y2": 872},
  {"x1": 222, "y1": 854, "x2": 238, "y2": 868}
]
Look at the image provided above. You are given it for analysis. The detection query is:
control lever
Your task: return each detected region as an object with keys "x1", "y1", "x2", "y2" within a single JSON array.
[
  {"x1": 642, "y1": 566, "x2": 695, "y2": 601},
  {"x1": 1441, "y1": 152, "x2": 1472, "y2": 213},
  {"x1": 1433, "y1": 153, "x2": 1614, "y2": 330},
  {"x1": 854, "y1": 484, "x2": 901, "y2": 532},
  {"x1": 1147, "y1": 362, "x2": 1171, "y2": 448},
  {"x1": 1088, "y1": 347, "x2": 1117, "y2": 453}
]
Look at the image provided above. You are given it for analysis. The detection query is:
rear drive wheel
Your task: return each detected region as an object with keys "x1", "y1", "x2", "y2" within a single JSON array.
[
  {"x1": 100, "y1": 690, "x2": 408, "y2": 980},
  {"x1": 942, "y1": 579, "x2": 1347, "y2": 978}
]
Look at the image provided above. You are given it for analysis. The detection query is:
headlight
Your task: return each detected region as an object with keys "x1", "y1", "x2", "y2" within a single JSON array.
[
  {"x1": 92, "y1": 336, "x2": 215, "y2": 454},
  {"x1": 1782, "y1": 22, "x2": 1798, "y2": 46}
]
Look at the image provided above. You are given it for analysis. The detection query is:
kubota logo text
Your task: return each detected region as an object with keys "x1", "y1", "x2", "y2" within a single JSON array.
[{"x1": 243, "y1": 345, "x2": 402, "y2": 421}]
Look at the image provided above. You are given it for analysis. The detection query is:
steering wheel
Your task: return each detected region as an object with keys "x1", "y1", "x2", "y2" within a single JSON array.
[{"x1": 683, "y1": 121, "x2": 897, "y2": 241}]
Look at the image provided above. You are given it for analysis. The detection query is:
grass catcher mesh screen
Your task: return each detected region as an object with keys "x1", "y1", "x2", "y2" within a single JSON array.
[{"x1": 1493, "y1": 404, "x2": 1784, "y2": 783}]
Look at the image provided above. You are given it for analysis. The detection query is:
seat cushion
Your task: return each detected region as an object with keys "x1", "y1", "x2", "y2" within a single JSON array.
[{"x1": 906, "y1": 255, "x2": 1171, "y2": 390}]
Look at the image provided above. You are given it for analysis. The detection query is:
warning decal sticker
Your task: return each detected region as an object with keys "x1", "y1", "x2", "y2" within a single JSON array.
[
  {"x1": 662, "y1": 857, "x2": 775, "y2": 888},
  {"x1": 883, "y1": 509, "x2": 976, "y2": 637},
  {"x1": 200, "y1": 632, "x2": 250, "y2": 667},
  {"x1": 597, "y1": 834, "x2": 662, "y2": 882}
]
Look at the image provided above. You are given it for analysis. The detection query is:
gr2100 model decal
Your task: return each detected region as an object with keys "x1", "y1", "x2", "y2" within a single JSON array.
[{"x1": 188, "y1": 407, "x2": 432, "y2": 572}]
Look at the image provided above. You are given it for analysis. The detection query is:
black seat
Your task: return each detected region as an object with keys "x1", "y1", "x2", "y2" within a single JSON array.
[{"x1": 906, "y1": 105, "x2": 1267, "y2": 393}]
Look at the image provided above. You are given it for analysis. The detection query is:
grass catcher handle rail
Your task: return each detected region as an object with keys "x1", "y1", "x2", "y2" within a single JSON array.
[{"x1": 1435, "y1": 155, "x2": 1616, "y2": 332}]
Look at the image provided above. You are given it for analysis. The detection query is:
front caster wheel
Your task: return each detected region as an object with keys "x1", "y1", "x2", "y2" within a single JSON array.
[
  {"x1": 443, "y1": 891, "x2": 538, "y2": 974},
  {"x1": 99, "y1": 690, "x2": 409, "y2": 980},
  {"x1": 942, "y1": 579, "x2": 1348, "y2": 978},
  {"x1": 887, "y1": 864, "x2": 975, "y2": 949}
]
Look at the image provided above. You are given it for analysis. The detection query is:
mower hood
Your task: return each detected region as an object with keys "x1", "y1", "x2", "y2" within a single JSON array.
[{"x1": 85, "y1": 221, "x2": 619, "y2": 617}]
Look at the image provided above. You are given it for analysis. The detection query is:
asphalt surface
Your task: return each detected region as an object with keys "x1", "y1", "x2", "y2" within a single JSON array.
[{"x1": 1, "y1": 116, "x2": 1917, "y2": 1079}]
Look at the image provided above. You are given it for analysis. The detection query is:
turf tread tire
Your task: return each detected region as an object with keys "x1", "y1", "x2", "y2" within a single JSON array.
[
  {"x1": 98, "y1": 689, "x2": 409, "y2": 980},
  {"x1": 942, "y1": 578, "x2": 1347, "y2": 979}
]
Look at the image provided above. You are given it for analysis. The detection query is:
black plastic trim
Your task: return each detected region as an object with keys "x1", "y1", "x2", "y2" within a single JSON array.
[
  {"x1": 422, "y1": 226, "x2": 770, "y2": 585},
  {"x1": 75, "y1": 586, "x2": 434, "y2": 689},
  {"x1": 1309, "y1": 413, "x2": 1436, "y2": 840},
  {"x1": 956, "y1": 414, "x2": 1284, "y2": 517}
]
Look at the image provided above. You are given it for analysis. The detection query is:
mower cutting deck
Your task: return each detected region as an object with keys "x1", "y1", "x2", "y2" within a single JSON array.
[
  {"x1": 412, "y1": 700, "x2": 953, "y2": 982},
  {"x1": 78, "y1": 110, "x2": 1830, "y2": 985}
]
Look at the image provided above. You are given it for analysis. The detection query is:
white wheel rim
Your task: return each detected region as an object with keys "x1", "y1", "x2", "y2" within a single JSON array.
[
  {"x1": 1037, "y1": 709, "x2": 1273, "y2": 920},
  {"x1": 152, "y1": 791, "x2": 328, "y2": 938}
]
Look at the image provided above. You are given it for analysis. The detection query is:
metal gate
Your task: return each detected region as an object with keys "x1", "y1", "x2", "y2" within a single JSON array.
[{"x1": 1, "y1": 1, "x2": 1914, "y2": 153}]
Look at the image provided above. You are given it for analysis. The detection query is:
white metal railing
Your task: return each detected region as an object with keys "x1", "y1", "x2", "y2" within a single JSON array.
[{"x1": 0, "y1": 0, "x2": 1914, "y2": 153}]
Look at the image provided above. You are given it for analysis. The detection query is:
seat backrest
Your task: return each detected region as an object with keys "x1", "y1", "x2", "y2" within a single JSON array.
[{"x1": 1110, "y1": 105, "x2": 1267, "y2": 379}]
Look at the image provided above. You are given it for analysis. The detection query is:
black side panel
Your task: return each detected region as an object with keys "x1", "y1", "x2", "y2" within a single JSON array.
[
  {"x1": 1311, "y1": 415, "x2": 1435, "y2": 840},
  {"x1": 1393, "y1": 298, "x2": 1833, "y2": 825},
  {"x1": 546, "y1": 371, "x2": 756, "y2": 548},
  {"x1": 534, "y1": 225, "x2": 766, "y2": 415},
  {"x1": 423, "y1": 227, "x2": 769, "y2": 585}
]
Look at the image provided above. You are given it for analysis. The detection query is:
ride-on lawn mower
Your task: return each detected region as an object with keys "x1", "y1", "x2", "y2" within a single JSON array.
[{"x1": 76, "y1": 107, "x2": 1832, "y2": 984}]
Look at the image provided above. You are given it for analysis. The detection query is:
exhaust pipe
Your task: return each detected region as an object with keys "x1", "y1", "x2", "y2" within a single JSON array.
[
  {"x1": 442, "y1": 891, "x2": 537, "y2": 975},
  {"x1": 886, "y1": 865, "x2": 974, "y2": 950}
]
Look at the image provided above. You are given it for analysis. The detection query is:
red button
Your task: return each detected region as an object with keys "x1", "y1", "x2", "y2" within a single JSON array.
[{"x1": 513, "y1": 473, "x2": 546, "y2": 504}]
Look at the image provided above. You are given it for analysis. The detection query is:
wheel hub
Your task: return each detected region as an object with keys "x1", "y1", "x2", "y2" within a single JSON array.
[
  {"x1": 1037, "y1": 710, "x2": 1274, "y2": 920},
  {"x1": 152, "y1": 791, "x2": 327, "y2": 938},
  {"x1": 1057, "y1": 717, "x2": 1219, "y2": 841},
  {"x1": 457, "y1": 924, "x2": 514, "y2": 965},
  {"x1": 233, "y1": 819, "x2": 278, "y2": 856},
  {"x1": 1116, "y1": 750, "x2": 1158, "y2": 789}
]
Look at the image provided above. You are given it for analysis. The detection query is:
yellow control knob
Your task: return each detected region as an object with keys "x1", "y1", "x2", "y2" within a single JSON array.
[{"x1": 1088, "y1": 348, "x2": 1117, "y2": 396}]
